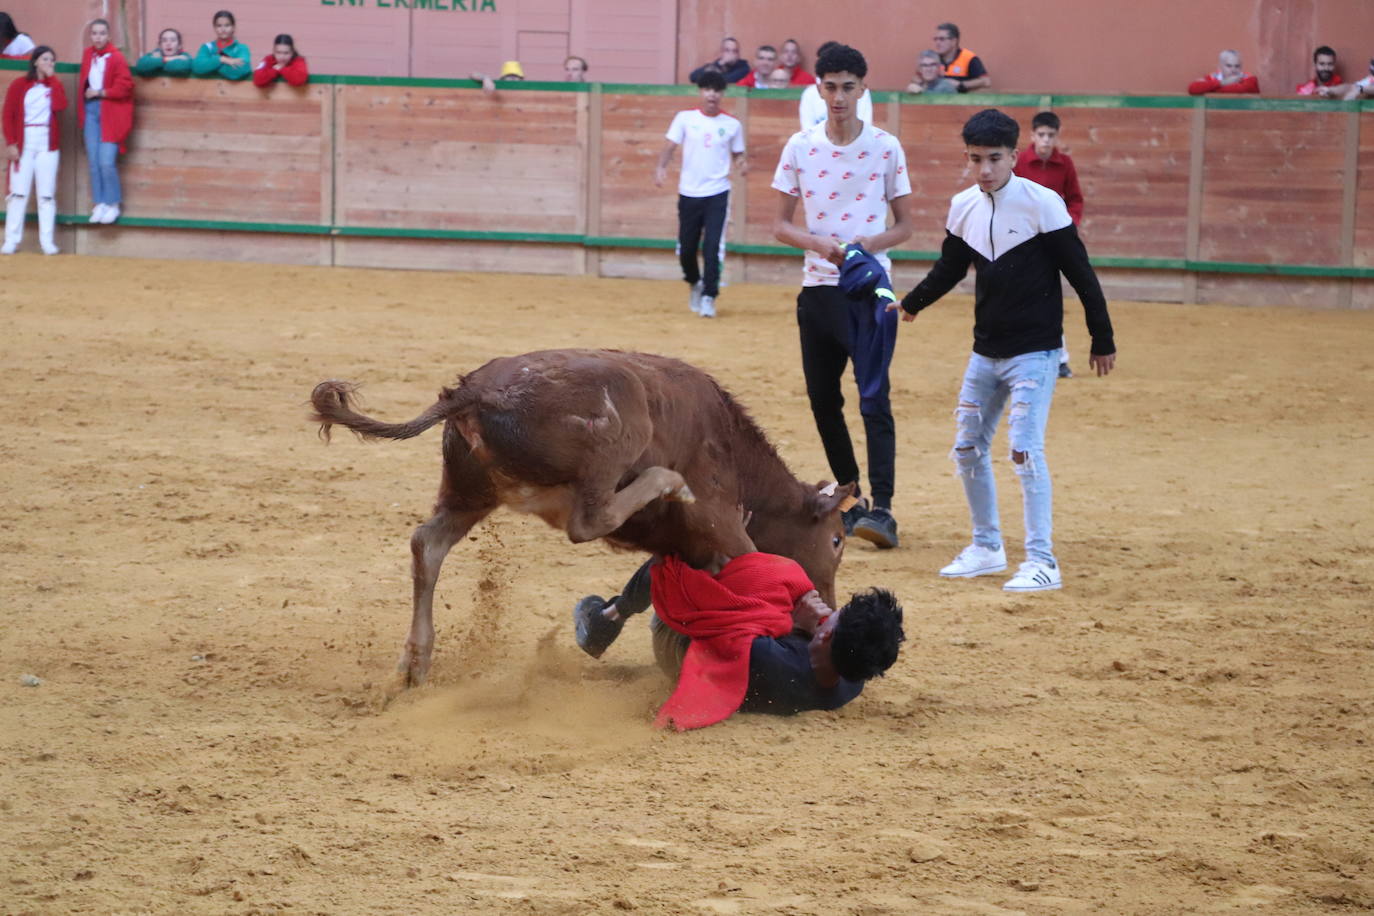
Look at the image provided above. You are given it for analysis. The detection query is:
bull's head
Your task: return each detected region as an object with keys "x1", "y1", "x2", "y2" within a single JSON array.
[{"x1": 747, "y1": 481, "x2": 856, "y2": 608}]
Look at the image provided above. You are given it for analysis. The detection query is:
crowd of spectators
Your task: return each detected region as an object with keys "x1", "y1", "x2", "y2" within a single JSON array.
[{"x1": 1, "y1": 6, "x2": 1368, "y2": 258}]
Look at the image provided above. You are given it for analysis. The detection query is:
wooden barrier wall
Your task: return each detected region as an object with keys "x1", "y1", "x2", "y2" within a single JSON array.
[{"x1": 3, "y1": 64, "x2": 1370, "y2": 309}]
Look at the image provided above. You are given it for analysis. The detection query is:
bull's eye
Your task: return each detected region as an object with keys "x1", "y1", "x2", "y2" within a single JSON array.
[{"x1": 832, "y1": 534, "x2": 843, "y2": 549}]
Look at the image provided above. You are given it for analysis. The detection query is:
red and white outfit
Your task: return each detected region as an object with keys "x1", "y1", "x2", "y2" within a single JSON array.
[
  {"x1": 1296, "y1": 74, "x2": 1343, "y2": 95},
  {"x1": 3, "y1": 72, "x2": 67, "y2": 254},
  {"x1": 1187, "y1": 70, "x2": 1260, "y2": 95},
  {"x1": 2, "y1": 32, "x2": 35, "y2": 59},
  {"x1": 252, "y1": 54, "x2": 309, "y2": 88}
]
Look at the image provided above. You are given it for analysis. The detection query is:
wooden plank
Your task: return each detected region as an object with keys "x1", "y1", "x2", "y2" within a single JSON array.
[
  {"x1": 334, "y1": 237, "x2": 584, "y2": 274},
  {"x1": 596, "y1": 92, "x2": 693, "y2": 238},
  {"x1": 1199, "y1": 109, "x2": 1349, "y2": 266},
  {"x1": 1357, "y1": 111, "x2": 1374, "y2": 269},
  {"x1": 75, "y1": 225, "x2": 331, "y2": 265}
]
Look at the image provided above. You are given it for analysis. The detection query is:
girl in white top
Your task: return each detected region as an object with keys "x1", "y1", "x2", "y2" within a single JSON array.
[{"x1": 3, "y1": 46, "x2": 67, "y2": 254}]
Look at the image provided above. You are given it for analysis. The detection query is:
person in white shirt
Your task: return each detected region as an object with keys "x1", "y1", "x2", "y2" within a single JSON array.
[
  {"x1": 654, "y1": 70, "x2": 747, "y2": 319},
  {"x1": 772, "y1": 44, "x2": 913, "y2": 549},
  {"x1": 798, "y1": 40, "x2": 874, "y2": 131},
  {"x1": 0, "y1": 13, "x2": 35, "y2": 59},
  {"x1": 3, "y1": 46, "x2": 66, "y2": 255}
]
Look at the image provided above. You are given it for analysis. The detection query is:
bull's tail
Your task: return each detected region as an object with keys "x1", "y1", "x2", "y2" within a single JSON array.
[{"x1": 310, "y1": 380, "x2": 463, "y2": 443}]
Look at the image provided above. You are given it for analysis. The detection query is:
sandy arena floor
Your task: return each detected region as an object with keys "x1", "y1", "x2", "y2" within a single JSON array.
[{"x1": 1, "y1": 255, "x2": 1371, "y2": 915}]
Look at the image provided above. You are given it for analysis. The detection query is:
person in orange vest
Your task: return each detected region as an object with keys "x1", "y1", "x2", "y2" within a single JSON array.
[{"x1": 932, "y1": 22, "x2": 990, "y2": 93}]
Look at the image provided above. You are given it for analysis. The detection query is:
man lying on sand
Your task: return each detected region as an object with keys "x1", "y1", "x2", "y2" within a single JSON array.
[{"x1": 578, "y1": 545, "x2": 904, "y2": 731}]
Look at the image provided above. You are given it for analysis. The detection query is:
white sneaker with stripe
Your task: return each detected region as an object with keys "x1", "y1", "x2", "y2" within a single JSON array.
[{"x1": 1002, "y1": 560, "x2": 1062, "y2": 592}]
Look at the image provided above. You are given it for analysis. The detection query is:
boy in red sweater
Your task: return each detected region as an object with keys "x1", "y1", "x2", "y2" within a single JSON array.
[{"x1": 1015, "y1": 110, "x2": 1083, "y2": 379}]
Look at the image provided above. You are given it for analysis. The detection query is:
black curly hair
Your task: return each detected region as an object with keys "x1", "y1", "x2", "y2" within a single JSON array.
[
  {"x1": 815, "y1": 43, "x2": 867, "y2": 80},
  {"x1": 830, "y1": 588, "x2": 904, "y2": 682}
]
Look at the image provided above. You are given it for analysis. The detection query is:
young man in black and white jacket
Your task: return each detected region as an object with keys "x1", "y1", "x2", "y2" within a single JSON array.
[{"x1": 889, "y1": 108, "x2": 1116, "y2": 592}]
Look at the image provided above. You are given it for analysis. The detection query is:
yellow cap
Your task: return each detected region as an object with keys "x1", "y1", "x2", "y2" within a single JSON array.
[{"x1": 499, "y1": 60, "x2": 524, "y2": 79}]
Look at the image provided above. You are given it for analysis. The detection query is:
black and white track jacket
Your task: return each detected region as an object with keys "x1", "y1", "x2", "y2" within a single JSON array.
[{"x1": 901, "y1": 175, "x2": 1116, "y2": 359}]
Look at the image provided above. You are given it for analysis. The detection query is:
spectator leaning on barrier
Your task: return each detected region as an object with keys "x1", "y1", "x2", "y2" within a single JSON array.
[
  {"x1": 80, "y1": 18, "x2": 134, "y2": 226},
  {"x1": 135, "y1": 28, "x2": 193, "y2": 77},
  {"x1": 798, "y1": 40, "x2": 874, "y2": 130},
  {"x1": 906, "y1": 49, "x2": 959, "y2": 94},
  {"x1": 1296, "y1": 46, "x2": 1342, "y2": 98},
  {"x1": 253, "y1": 34, "x2": 308, "y2": 88},
  {"x1": 471, "y1": 60, "x2": 523, "y2": 94},
  {"x1": 193, "y1": 10, "x2": 251, "y2": 80},
  {"x1": 564, "y1": 55, "x2": 588, "y2": 81},
  {"x1": 0, "y1": 12, "x2": 35, "y2": 59},
  {"x1": 654, "y1": 69, "x2": 746, "y2": 320},
  {"x1": 1342, "y1": 58, "x2": 1374, "y2": 100},
  {"x1": 933, "y1": 22, "x2": 990, "y2": 92},
  {"x1": 690, "y1": 36, "x2": 749, "y2": 85},
  {"x1": 780, "y1": 39, "x2": 814, "y2": 87},
  {"x1": 1187, "y1": 49, "x2": 1260, "y2": 95},
  {"x1": 3, "y1": 46, "x2": 66, "y2": 255},
  {"x1": 736, "y1": 44, "x2": 778, "y2": 88}
]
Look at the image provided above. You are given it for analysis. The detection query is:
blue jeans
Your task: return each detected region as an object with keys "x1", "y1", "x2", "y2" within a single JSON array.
[
  {"x1": 952, "y1": 349, "x2": 1061, "y2": 565},
  {"x1": 84, "y1": 99, "x2": 121, "y2": 205}
]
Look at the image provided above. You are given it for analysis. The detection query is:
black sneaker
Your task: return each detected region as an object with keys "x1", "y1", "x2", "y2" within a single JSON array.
[
  {"x1": 853, "y1": 507, "x2": 899, "y2": 549},
  {"x1": 1058, "y1": 363, "x2": 1073, "y2": 379},
  {"x1": 841, "y1": 497, "x2": 871, "y2": 537},
  {"x1": 573, "y1": 595, "x2": 625, "y2": 658}
]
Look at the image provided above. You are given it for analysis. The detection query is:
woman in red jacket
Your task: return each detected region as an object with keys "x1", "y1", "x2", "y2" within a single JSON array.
[
  {"x1": 252, "y1": 34, "x2": 308, "y2": 88},
  {"x1": 3, "y1": 46, "x2": 66, "y2": 254},
  {"x1": 79, "y1": 18, "x2": 134, "y2": 225}
]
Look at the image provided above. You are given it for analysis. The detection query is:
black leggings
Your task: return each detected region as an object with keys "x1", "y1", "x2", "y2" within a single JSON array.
[
  {"x1": 796, "y1": 285, "x2": 897, "y2": 508},
  {"x1": 677, "y1": 191, "x2": 729, "y2": 297}
]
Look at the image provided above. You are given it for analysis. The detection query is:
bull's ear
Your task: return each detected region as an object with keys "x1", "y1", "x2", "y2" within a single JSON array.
[{"x1": 814, "y1": 480, "x2": 857, "y2": 518}]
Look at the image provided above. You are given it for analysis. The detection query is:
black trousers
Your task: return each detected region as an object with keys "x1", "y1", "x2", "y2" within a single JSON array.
[
  {"x1": 796, "y1": 284, "x2": 897, "y2": 508},
  {"x1": 677, "y1": 191, "x2": 729, "y2": 297}
]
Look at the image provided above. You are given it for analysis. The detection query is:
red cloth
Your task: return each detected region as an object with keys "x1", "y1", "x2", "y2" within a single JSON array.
[
  {"x1": 1187, "y1": 72, "x2": 1260, "y2": 95},
  {"x1": 650, "y1": 553, "x2": 814, "y2": 731},
  {"x1": 253, "y1": 54, "x2": 309, "y2": 88},
  {"x1": 79, "y1": 45, "x2": 135, "y2": 153},
  {"x1": 1014, "y1": 145, "x2": 1084, "y2": 225},
  {"x1": 3, "y1": 75, "x2": 67, "y2": 153}
]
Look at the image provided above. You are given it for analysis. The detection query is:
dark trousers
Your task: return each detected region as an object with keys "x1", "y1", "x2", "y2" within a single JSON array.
[
  {"x1": 797, "y1": 284, "x2": 898, "y2": 508},
  {"x1": 677, "y1": 191, "x2": 729, "y2": 297}
]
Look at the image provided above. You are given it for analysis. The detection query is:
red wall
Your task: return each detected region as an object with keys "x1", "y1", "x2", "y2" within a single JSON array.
[{"x1": 9, "y1": 1, "x2": 1373, "y2": 90}]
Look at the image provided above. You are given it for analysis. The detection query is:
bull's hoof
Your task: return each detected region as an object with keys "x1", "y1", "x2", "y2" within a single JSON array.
[
  {"x1": 397, "y1": 646, "x2": 430, "y2": 687},
  {"x1": 574, "y1": 595, "x2": 625, "y2": 659},
  {"x1": 666, "y1": 483, "x2": 695, "y2": 503}
]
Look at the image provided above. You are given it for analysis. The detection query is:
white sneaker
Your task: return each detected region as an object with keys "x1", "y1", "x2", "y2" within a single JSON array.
[
  {"x1": 1003, "y1": 560, "x2": 1062, "y2": 592},
  {"x1": 939, "y1": 544, "x2": 1007, "y2": 578},
  {"x1": 698, "y1": 296, "x2": 716, "y2": 318},
  {"x1": 41, "y1": 244, "x2": 59, "y2": 256},
  {"x1": 99, "y1": 203, "x2": 120, "y2": 224},
  {"x1": 1, "y1": 242, "x2": 16, "y2": 255},
  {"x1": 89, "y1": 204, "x2": 107, "y2": 224},
  {"x1": 688, "y1": 280, "x2": 704, "y2": 314}
]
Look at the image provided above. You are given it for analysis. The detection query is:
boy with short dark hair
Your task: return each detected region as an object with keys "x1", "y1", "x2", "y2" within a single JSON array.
[
  {"x1": 771, "y1": 43, "x2": 913, "y2": 549},
  {"x1": 655, "y1": 69, "x2": 746, "y2": 319},
  {"x1": 892, "y1": 109, "x2": 1117, "y2": 593},
  {"x1": 1015, "y1": 110, "x2": 1084, "y2": 378}
]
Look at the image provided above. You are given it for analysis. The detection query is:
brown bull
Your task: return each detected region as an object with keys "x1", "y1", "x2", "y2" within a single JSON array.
[{"x1": 310, "y1": 348, "x2": 853, "y2": 686}]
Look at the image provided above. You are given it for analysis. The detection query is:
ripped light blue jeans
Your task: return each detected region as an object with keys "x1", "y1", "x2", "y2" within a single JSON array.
[{"x1": 952, "y1": 349, "x2": 1061, "y2": 565}]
